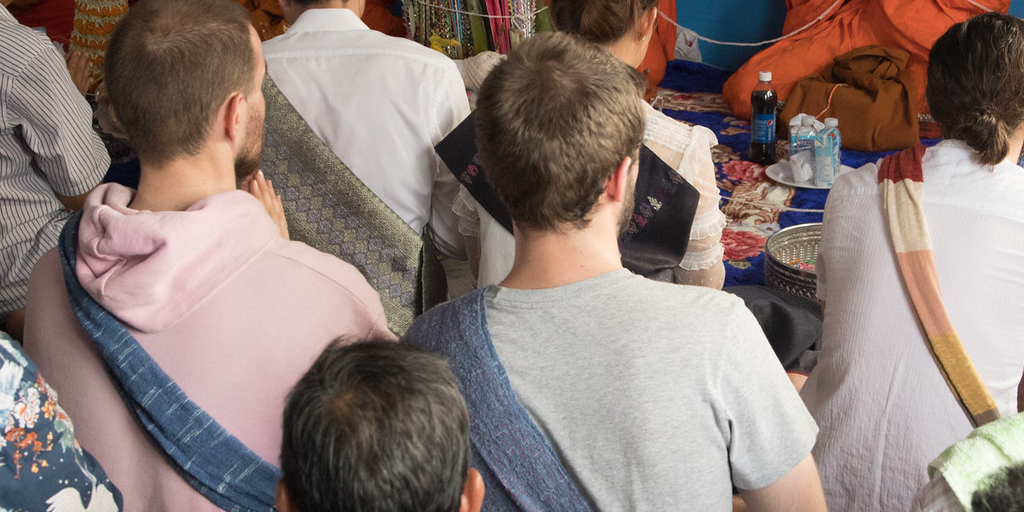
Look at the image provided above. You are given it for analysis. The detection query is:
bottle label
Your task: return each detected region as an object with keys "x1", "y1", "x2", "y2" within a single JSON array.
[
  {"x1": 792, "y1": 130, "x2": 816, "y2": 155},
  {"x1": 814, "y1": 130, "x2": 840, "y2": 187},
  {"x1": 752, "y1": 113, "x2": 776, "y2": 144}
]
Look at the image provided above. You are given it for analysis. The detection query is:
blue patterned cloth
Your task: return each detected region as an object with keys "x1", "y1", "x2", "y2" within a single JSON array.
[
  {"x1": 0, "y1": 331, "x2": 123, "y2": 512},
  {"x1": 58, "y1": 213, "x2": 280, "y2": 512},
  {"x1": 403, "y1": 289, "x2": 594, "y2": 512},
  {"x1": 657, "y1": 60, "x2": 941, "y2": 286}
]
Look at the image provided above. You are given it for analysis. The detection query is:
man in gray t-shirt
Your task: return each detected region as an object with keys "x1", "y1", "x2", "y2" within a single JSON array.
[{"x1": 404, "y1": 33, "x2": 826, "y2": 512}]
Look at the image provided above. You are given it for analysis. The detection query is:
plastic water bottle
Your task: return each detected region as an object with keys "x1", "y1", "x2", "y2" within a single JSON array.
[
  {"x1": 790, "y1": 116, "x2": 817, "y2": 182},
  {"x1": 814, "y1": 117, "x2": 841, "y2": 187},
  {"x1": 792, "y1": 117, "x2": 817, "y2": 156},
  {"x1": 789, "y1": 116, "x2": 803, "y2": 150},
  {"x1": 749, "y1": 71, "x2": 778, "y2": 165}
]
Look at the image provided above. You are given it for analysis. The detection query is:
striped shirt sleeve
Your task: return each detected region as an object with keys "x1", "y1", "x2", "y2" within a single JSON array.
[{"x1": 7, "y1": 43, "x2": 108, "y2": 197}]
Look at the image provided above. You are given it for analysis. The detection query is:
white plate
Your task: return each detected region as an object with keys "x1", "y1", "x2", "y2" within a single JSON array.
[{"x1": 765, "y1": 161, "x2": 853, "y2": 190}]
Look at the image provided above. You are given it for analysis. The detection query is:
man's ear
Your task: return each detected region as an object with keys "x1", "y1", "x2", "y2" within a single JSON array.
[
  {"x1": 221, "y1": 92, "x2": 246, "y2": 147},
  {"x1": 276, "y1": 479, "x2": 296, "y2": 512},
  {"x1": 458, "y1": 468, "x2": 485, "y2": 512},
  {"x1": 604, "y1": 155, "x2": 633, "y2": 203}
]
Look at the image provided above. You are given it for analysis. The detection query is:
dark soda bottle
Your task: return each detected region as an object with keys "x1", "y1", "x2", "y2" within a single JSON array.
[{"x1": 749, "y1": 71, "x2": 778, "y2": 165}]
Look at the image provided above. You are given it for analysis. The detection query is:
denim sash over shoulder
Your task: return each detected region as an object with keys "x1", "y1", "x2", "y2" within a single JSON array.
[
  {"x1": 403, "y1": 289, "x2": 594, "y2": 512},
  {"x1": 58, "y1": 212, "x2": 280, "y2": 512}
]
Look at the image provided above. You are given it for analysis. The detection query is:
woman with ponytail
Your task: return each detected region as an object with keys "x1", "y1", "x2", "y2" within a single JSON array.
[{"x1": 802, "y1": 12, "x2": 1024, "y2": 511}]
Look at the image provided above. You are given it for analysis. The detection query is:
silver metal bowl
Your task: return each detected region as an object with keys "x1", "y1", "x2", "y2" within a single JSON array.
[{"x1": 764, "y1": 223, "x2": 822, "y2": 302}]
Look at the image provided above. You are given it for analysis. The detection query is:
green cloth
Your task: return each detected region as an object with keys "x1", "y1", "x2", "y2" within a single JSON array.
[
  {"x1": 534, "y1": 5, "x2": 555, "y2": 33},
  {"x1": 928, "y1": 412, "x2": 1024, "y2": 509},
  {"x1": 258, "y1": 75, "x2": 445, "y2": 335}
]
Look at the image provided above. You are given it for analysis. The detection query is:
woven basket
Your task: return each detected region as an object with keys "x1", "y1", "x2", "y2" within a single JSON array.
[{"x1": 764, "y1": 223, "x2": 822, "y2": 302}]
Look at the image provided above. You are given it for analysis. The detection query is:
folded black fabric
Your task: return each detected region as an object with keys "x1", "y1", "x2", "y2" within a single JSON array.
[{"x1": 725, "y1": 285, "x2": 822, "y2": 374}]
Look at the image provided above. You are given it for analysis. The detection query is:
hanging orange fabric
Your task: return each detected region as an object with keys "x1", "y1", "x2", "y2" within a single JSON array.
[
  {"x1": 722, "y1": 0, "x2": 1010, "y2": 120},
  {"x1": 362, "y1": 0, "x2": 406, "y2": 37},
  {"x1": 232, "y1": 0, "x2": 287, "y2": 41},
  {"x1": 234, "y1": 0, "x2": 405, "y2": 41},
  {"x1": 638, "y1": 0, "x2": 677, "y2": 101}
]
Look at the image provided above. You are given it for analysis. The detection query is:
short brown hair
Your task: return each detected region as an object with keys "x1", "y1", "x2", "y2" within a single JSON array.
[
  {"x1": 550, "y1": 0, "x2": 658, "y2": 45},
  {"x1": 105, "y1": 0, "x2": 256, "y2": 165},
  {"x1": 927, "y1": 12, "x2": 1024, "y2": 165},
  {"x1": 475, "y1": 32, "x2": 645, "y2": 230}
]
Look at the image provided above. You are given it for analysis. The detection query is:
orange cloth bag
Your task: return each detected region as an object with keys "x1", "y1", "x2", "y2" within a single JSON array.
[{"x1": 779, "y1": 45, "x2": 919, "y2": 151}]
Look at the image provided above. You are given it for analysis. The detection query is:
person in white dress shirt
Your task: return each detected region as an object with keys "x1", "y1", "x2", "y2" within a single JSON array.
[
  {"x1": 263, "y1": 0, "x2": 469, "y2": 265},
  {"x1": 803, "y1": 12, "x2": 1024, "y2": 511}
]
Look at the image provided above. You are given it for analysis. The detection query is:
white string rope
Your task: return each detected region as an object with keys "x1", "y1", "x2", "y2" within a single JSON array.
[
  {"x1": 414, "y1": 0, "x2": 547, "y2": 20},
  {"x1": 659, "y1": 0, "x2": 843, "y2": 47},
  {"x1": 721, "y1": 196, "x2": 825, "y2": 214},
  {"x1": 966, "y1": 0, "x2": 995, "y2": 12},
  {"x1": 664, "y1": 0, "x2": 997, "y2": 48},
  {"x1": 414, "y1": 0, "x2": 994, "y2": 43}
]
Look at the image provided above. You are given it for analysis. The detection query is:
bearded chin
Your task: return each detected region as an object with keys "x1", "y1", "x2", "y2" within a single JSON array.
[
  {"x1": 234, "y1": 148, "x2": 262, "y2": 180},
  {"x1": 234, "y1": 122, "x2": 264, "y2": 180},
  {"x1": 618, "y1": 185, "x2": 636, "y2": 237}
]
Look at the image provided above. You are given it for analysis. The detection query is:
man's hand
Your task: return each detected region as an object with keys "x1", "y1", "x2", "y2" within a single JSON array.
[
  {"x1": 64, "y1": 50, "x2": 93, "y2": 96},
  {"x1": 242, "y1": 170, "x2": 289, "y2": 240}
]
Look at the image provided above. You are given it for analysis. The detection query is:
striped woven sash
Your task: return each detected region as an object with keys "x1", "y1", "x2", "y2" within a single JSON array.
[
  {"x1": 879, "y1": 144, "x2": 1000, "y2": 427},
  {"x1": 259, "y1": 75, "x2": 446, "y2": 335}
]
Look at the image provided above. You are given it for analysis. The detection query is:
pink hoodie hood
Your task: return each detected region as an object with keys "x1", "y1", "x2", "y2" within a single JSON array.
[{"x1": 76, "y1": 183, "x2": 280, "y2": 333}]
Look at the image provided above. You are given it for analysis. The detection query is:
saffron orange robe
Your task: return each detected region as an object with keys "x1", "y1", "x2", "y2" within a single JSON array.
[
  {"x1": 639, "y1": 0, "x2": 677, "y2": 101},
  {"x1": 722, "y1": 0, "x2": 1009, "y2": 119},
  {"x1": 362, "y1": 0, "x2": 406, "y2": 37}
]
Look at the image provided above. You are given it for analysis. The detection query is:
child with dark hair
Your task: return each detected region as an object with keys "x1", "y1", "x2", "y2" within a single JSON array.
[
  {"x1": 974, "y1": 463, "x2": 1024, "y2": 512},
  {"x1": 912, "y1": 412, "x2": 1024, "y2": 511},
  {"x1": 277, "y1": 340, "x2": 484, "y2": 512}
]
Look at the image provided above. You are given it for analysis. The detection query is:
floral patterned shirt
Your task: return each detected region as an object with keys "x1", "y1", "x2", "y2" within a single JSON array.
[{"x1": 0, "y1": 332, "x2": 122, "y2": 512}]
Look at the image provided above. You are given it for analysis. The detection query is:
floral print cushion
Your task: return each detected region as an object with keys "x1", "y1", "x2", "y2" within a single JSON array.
[
  {"x1": 656, "y1": 60, "x2": 939, "y2": 287},
  {"x1": 0, "y1": 332, "x2": 122, "y2": 512}
]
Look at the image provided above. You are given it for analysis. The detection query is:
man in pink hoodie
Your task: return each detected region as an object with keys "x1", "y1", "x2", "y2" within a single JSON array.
[{"x1": 21, "y1": 0, "x2": 394, "y2": 510}]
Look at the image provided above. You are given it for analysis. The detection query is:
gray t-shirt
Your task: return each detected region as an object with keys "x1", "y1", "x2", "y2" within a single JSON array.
[{"x1": 485, "y1": 269, "x2": 818, "y2": 511}]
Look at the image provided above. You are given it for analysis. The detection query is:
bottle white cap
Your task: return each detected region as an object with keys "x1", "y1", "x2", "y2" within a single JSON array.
[
  {"x1": 801, "y1": 116, "x2": 814, "y2": 126},
  {"x1": 758, "y1": 71, "x2": 772, "y2": 82},
  {"x1": 824, "y1": 117, "x2": 839, "y2": 127}
]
